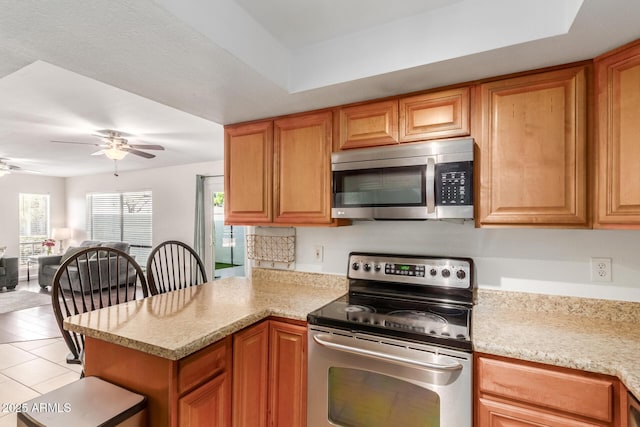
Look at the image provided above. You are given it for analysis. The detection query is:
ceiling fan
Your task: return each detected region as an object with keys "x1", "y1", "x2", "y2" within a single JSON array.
[
  {"x1": 52, "y1": 129, "x2": 165, "y2": 160},
  {"x1": 0, "y1": 158, "x2": 36, "y2": 177}
]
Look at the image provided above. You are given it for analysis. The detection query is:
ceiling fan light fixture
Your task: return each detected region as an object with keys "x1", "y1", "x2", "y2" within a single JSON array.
[
  {"x1": 0, "y1": 169, "x2": 8, "y2": 177},
  {"x1": 104, "y1": 147, "x2": 128, "y2": 160}
]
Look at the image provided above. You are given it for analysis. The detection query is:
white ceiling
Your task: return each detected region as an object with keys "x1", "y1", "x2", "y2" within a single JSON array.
[{"x1": 1, "y1": 0, "x2": 639, "y2": 177}]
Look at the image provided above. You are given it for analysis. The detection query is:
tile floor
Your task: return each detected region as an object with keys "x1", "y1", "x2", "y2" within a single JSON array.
[
  {"x1": 0, "y1": 279, "x2": 81, "y2": 426},
  {"x1": 0, "y1": 338, "x2": 82, "y2": 425}
]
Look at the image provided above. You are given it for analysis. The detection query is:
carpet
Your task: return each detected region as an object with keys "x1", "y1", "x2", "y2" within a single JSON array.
[{"x1": 0, "y1": 291, "x2": 52, "y2": 314}]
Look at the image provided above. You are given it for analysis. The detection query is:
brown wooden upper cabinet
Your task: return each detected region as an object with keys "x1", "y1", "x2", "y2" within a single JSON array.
[
  {"x1": 399, "y1": 87, "x2": 470, "y2": 142},
  {"x1": 338, "y1": 99, "x2": 399, "y2": 150},
  {"x1": 225, "y1": 111, "x2": 335, "y2": 226},
  {"x1": 274, "y1": 112, "x2": 333, "y2": 224},
  {"x1": 224, "y1": 120, "x2": 273, "y2": 224},
  {"x1": 336, "y1": 87, "x2": 470, "y2": 150},
  {"x1": 476, "y1": 65, "x2": 589, "y2": 228},
  {"x1": 595, "y1": 40, "x2": 640, "y2": 228}
]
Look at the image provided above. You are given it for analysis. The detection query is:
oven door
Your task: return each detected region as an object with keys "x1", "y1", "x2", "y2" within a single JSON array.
[{"x1": 307, "y1": 326, "x2": 472, "y2": 427}]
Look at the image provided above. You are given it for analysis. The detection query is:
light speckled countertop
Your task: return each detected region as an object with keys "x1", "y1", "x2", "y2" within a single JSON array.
[
  {"x1": 65, "y1": 271, "x2": 639, "y2": 400},
  {"x1": 474, "y1": 289, "x2": 640, "y2": 400},
  {"x1": 64, "y1": 272, "x2": 347, "y2": 361}
]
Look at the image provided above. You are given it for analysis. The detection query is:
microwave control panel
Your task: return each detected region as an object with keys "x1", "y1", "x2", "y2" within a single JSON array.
[{"x1": 435, "y1": 161, "x2": 473, "y2": 205}]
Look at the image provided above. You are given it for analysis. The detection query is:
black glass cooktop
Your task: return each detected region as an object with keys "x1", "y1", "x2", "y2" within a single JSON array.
[{"x1": 307, "y1": 293, "x2": 472, "y2": 352}]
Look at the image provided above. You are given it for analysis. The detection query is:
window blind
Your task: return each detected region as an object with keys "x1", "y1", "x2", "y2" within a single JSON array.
[{"x1": 87, "y1": 191, "x2": 152, "y2": 265}]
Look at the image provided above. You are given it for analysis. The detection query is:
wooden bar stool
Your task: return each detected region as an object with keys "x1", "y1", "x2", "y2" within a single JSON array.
[{"x1": 17, "y1": 376, "x2": 147, "y2": 427}]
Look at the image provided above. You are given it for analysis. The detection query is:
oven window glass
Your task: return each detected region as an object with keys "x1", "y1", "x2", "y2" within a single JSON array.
[
  {"x1": 328, "y1": 367, "x2": 440, "y2": 427},
  {"x1": 333, "y1": 165, "x2": 425, "y2": 207}
]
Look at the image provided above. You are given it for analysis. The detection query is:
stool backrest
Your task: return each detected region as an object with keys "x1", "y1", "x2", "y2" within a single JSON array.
[
  {"x1": 146, "y1": 240, "x2": 207, "y2": 295},
  {"x1": 51, "y1": 246, "x2": 150, "y2": 365}
]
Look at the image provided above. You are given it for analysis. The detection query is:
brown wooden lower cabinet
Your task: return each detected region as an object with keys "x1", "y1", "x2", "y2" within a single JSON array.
[
  {"x1": 179, "y1": 372, "x2": 231, "y2": 427},
  {"x1": 475, "y1": 353, "x2": 623, "y2": 427},
  {"x1": 84, "y1": 318, "x2": 307, "y2": 427},
  {"x1": 233, "y1": 318, "x2": 307, "y2": 427},
  {"x1": 84, "y1": 335, "x2": 232, "y2": 427}
]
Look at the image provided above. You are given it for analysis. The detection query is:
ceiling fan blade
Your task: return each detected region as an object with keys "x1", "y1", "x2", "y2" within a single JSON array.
[
  {"x1": 122, "y1": 148, "x2": 155, "y2": 159},
  {"x1": 51, "y1": 140, "x2": 101, "y2": 146},
  {"x1": 127, "y1": 144, "x2": 165, "y2": 150},
  {"x1": 91, "y1": 150, "x2": 106, "y2": 156}
]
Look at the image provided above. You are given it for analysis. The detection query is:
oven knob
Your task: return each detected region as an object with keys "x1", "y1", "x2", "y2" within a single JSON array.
[
  {"x1": 456, "y1": 270, "x2": 466, "y2": 280},
  {"x1": 441, "y1": 269, "x2": 451, "y2": 278},
  {"x1": 374, "y1": 264, "x2": 381, "y2": 272},
  {"x1": 429, "y1": 268, "x2": 437, "y2": 276},
  {"x1": 363, "y1": 263, "x2": 371, "y2": 272},
  {"x1": 352, "y1": 262, "x2": 360, "y2": 271},
  {"x1": 456, "y1": 334, "x2": 466, "y2": 340}
]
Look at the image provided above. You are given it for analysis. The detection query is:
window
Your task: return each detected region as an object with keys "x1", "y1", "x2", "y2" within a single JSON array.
[
  {"x1": 19, "y1": 193, "x2": 51, "y2": 263},
  {"x1": 87, "y1": 191, "x2": 152, "y2": 265}
]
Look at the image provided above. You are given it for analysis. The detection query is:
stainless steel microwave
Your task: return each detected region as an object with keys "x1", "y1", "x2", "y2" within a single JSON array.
[{"x1": 331, "y1": 138, "x2": 474, "y2": 220}]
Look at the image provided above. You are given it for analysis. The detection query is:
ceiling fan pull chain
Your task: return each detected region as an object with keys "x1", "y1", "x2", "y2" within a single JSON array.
[{"x1": 113, "y1": 160, "x2": 119, "y2": 177}]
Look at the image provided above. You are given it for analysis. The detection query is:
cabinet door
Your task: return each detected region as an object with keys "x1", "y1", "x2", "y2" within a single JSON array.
[
  {"x1": 224, "y1": 121, "x2": 273, "y2": 224},
  {"x1": 268, "y1": 321, "x2": 307, "y2": 427},
  {"x1": 338, "y1": 100, "x2": 399, "y2": 149},
  {"x1": 595, "y1": 40, "x2": 640, "y2": 227},
  {"x1": 477, "y1": 356, "x2": 614, "y2": 423},
  {"x1": 399, "y1": 87, "x2": 470, "y2": 142},
  {"x1": 477, "y1": 66, "x2": 588, "y2": 227},
  {"x1": 476, "y1": 354, "x2": 620, "y2": 427},
  {"x1": 232, "y1": 321, "x2": 269, "y2": 427},
  {"x1": 179, "y1": 372, "x2": 231, "y2": 427},
  {"x1": 478, "y1": 397, "x2": 607, "y2": 427},
  {"x1": 274, "y1": 112, "x2": 333, "y2": 224}
]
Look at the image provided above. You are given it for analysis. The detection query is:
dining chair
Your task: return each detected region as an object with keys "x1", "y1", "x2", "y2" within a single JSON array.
[
  {"x1": 146, "y1": 240, "x2": 208, "y2": 294},
  {"x1": 51, "y1": 246, "x2": 150, "y2": 370}
]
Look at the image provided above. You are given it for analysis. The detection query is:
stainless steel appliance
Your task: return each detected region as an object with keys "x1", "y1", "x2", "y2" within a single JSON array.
[
  {"x1": 307, "y1": 252, "x2": 475, "y2": 427},
  {"x1": 331, "y1": 138, "x2": 474, "y2": 220}
]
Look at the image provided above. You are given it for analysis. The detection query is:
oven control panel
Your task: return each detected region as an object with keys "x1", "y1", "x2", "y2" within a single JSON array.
[{"x1": 348, "y1": 252, "x2": 472, "y2": 289}]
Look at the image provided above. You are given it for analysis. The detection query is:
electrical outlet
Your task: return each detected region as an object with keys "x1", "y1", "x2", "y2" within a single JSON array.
[
  {"x1": 590, "y1": 257, "x2": 612, "y2": 282},
  {"x1": 313, "y1": 245, "x2": 324, "y2": 262}
]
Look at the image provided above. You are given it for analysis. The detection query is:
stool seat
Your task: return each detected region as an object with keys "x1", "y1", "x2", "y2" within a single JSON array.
[{"x1": 17, "y1": 376, "x2": 146, "y2": 427}]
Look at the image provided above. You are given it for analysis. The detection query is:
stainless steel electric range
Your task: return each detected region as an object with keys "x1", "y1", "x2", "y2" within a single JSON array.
[{"x1": 307, "y1": 252, "x2": 475, "y2": 427}]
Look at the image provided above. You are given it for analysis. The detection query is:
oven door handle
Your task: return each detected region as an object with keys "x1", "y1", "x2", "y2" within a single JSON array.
[{"x1": 312, "y1": 334, "x2": 463, "y2": 372}]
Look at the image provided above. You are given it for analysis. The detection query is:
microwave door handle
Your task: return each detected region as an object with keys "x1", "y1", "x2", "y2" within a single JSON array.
[{"x1": 426, "y1": 157, "x2": 436, "y2": 214}]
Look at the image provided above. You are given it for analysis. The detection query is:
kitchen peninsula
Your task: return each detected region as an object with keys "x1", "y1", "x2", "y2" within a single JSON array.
[{"x1": 63, "y1": 271, "x2": 346, "y2": 427}]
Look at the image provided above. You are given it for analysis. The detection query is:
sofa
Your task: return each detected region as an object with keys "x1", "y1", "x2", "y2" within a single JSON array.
[
  {"x1": 38, "y1": 240, "x2": 137, "y2": 293},
  {"x1": 0, "y1": 256, "x2": 19, "y2": 290}
]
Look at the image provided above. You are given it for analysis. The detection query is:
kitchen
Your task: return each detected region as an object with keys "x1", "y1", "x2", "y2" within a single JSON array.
[
  {"x1": 5, "y1": 0, "x2": 640, "y2": 427},
  {"x1": 60, "y1": 36, "x2": 640, "y2": 427}
]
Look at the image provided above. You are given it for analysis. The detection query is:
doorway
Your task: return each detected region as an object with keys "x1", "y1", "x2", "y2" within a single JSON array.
[{"x1": 203, "y1": 176, "x2": 245, "y2": 279}]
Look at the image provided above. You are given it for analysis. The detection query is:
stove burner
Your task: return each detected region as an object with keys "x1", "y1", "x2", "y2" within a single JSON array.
[
  {"x1": 387, "y1": 310, "x2": 447, "y2": 327},
  {"x1": 427, "y1": 305, "x2": 467, "y2": 317},
  {"x1": 344, "y1": 305, "x2": 375, "y2": 313}
]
